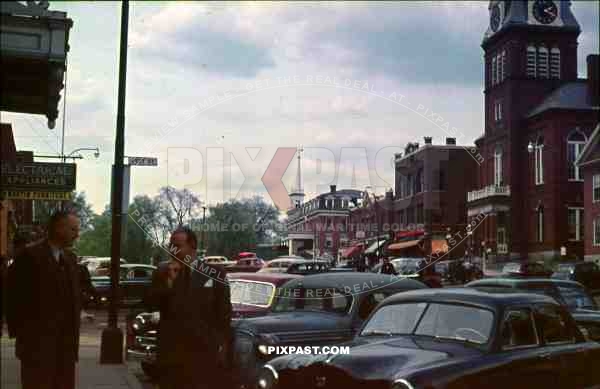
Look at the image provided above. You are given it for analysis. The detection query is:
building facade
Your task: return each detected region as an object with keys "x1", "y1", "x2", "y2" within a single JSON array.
[
  {"x1": 467, "y1": 0, "x2": 599, "y2": 262},
  {"x1": 394, "y1": 137, "x2": 479, "y2": 258},
  {"x1": 578, "y1": 124, "x2": 600, "y2": 264}
]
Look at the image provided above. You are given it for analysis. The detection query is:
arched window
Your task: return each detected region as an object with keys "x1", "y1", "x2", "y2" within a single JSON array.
[
  {"x1": 550, "y1": 47, "x2": 560, "y2": 79},
  {"x1": 492, "y1": 56, "x2": 497, "y2": 85},
  {"x1": 526, "y1": 45, "x2": 537, "y2": 77},
  {"x1": 535, "y1": 136, "x2": 544, "y2": 185},
  {"x1": 537, "y1": 206, "x2": 544, "y2": 243},
  {"x1": 494, "y1": 145, "x2": 503, "y2": 186},
  {"x1": 538, "y1": 45, "x2": 549, "y2": 78},
  {"x1": 567, "y1": 129, "x2": 587, "y2": 180}
]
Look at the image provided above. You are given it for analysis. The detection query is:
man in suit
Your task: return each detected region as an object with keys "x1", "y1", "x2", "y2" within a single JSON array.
[
  {"x1": 145, "y1": 226, "x2": 231, "y2": 389},
  {"x1": 7, "y1": 210, "x2": 81, "y2": 389}
]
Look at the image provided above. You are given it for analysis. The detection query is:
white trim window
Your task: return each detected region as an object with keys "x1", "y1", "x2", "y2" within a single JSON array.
[
  {"x1": 527, "y1": 45, "x2": 537, "y2": 78},
  {"x1": 568, "y1": 208, "x2": 584, "y2": 241},
  {"x1": 537, "y1": 208, "x2": 544, "y2": 243},
  {"x1": 594, "y1": 175, "x2": 600, "y2": 203},
  {"x1": 494, "y1": 145, "x2": 503, "y2": 186},
  {"x1": 494, "y1": 100, "x2": 503, "y2": 122},
  {"x1": 492, "y1": 56, "x2": 497, "y2": 85},
  {"x1": 567, "y1": 129, "x2": 587, "y2": 181},
  {"x1": 594, "y1": 218, "x2": 600, "y2": 247},
  {"x1": 501, "y1": 50, "x2": 507, "y2": 81},
  {"x1": 550, "y1": 47, "x2": 560, "y2": 79},
  {"x1": 535, "y1": 136, "x2": 544, "y2": 185},
  {"x1": 538, "y1": 45, "x2": 549, "y2": 78}
]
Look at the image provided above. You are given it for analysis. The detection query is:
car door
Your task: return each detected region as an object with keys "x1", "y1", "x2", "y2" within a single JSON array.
[
  {"x1": 484, "y1": 306, "x2": 560, "y2": 389},
  {"x1": 534, "y1": 304, "x2": 600, "y2": 388}
]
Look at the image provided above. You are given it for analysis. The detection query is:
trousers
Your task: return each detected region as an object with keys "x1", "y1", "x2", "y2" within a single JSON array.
[{"x1": 21, "y1": 358, "x2": 76, "y2": 389}]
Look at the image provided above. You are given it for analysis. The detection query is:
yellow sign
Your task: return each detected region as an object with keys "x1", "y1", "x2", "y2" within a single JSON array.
[{"x1": 2, "y1": 191, "x2": 73, "y2": 200}]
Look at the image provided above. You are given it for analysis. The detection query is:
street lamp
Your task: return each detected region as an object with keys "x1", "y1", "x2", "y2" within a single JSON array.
[{"x1": 35, "y1": 147, "x2": 100, "y2": 161}]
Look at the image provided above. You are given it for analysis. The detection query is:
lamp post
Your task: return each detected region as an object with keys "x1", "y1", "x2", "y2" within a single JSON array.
[
  {"x1": 35, "y1": 147, "x2": 100, "y2": 161},
  {"x1": 100, "y1": 0, "x2": 128, "y2": 364}
]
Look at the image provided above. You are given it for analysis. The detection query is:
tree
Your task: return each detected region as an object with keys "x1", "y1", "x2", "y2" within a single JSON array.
[
  {"x1": 32, "y1": 191, "x2": 94, "y2": 231},
  {"x1": 158, "y1": 186, "x2": 202, "y2": 228}
]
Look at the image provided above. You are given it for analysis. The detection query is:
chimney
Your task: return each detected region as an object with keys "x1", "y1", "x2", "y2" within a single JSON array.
[
  {"x1": 588, "y1": 54, "x2": 599, "y2": 107},
  {"x1": 446, "y1": 137, "x2": 456, "y2": 145},
  {"x1": 330, "y1": 185, "x2": 337, "y2": 193},
  {"x1": 424, "y1": 136, "x2": 432, "y2": 145}
]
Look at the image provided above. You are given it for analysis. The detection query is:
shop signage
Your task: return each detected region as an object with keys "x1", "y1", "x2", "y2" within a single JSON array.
[
  {"x1": 2, "y1": 190, "x2": 73, "y2": 200},
  {"x1": 1, "y1": 162, "x2": 76, "y2": 192}
]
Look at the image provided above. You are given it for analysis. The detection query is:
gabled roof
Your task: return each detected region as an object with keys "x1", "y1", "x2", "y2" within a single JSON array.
[
  {"x1": 527, "y1": 81, "x2": 599, "y2": 118},
  {"x1": 576, "y1": 123, "x2": 600, "y2": 168}
]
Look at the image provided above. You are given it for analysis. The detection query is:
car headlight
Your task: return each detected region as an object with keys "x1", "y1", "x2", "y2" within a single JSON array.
[
  {"x1": 392, "y1": 379, "x2": 416, "y2": 389},
  {"x1": 100, "y1": 297, "x2": 107, "y2": 302},
  {"x1": 132, "y1": 322, "x2": 140, "y2": 331},
  {"x1": 257, "y1": 365, "x2": 278, "y2": 389},
  {"x1": 257, "y1": 344, "x2": 270, "y2": 355}
]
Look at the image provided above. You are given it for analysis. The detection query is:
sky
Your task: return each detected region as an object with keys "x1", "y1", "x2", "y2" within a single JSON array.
[{"x1": 3, "y1": 0, "x2": 599, "y2": 214}]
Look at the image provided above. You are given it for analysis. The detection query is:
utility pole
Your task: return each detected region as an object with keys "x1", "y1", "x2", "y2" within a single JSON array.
[
  {"x1": 202, "y1": 206, "x2": 207, "y2": 255},
  {"x1": 100, "y1": 0, "x2": 128, "y2": 364}
]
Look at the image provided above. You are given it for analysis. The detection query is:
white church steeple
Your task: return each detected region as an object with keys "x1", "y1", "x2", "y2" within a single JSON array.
[{"x1": 289, "y1": 145, "x2": 305, "y2": 208}]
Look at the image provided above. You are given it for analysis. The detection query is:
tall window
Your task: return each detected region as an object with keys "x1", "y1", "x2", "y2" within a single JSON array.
[
  {"x1": 492, "y1": 56, "x2": 497, "y2": 85},
  {"x1": 594, "y1": 175, "x2": 600, "y2": 203},
  {"x1": 594, "y1": 218, "x2": 600, "y2": 247},
  {"x1": 567, "y1": 129, "x2": 587, "y2": 181},
  {"x1": 535, "y1": 136, "x2": 544, "y2": 185},
  {"x1": 494, "y1": 100, "x2": 503, "y2": 122},
  {"x1": 416, "y1": 169, "x2": 423, "y2": 193},
  {"x1": 494, "y1": 145, "x2": 503, "y2": 186},
  {"x1": 501, "y1": 50, "x2": 507, "y2": 81},
  {"x1": 568, "y1": 208, "x2": 584, "y2": 241},
  {"x1": 537, "y1": 207, "x2": 544, "y2": 243},
  {"x1": 407, "y1": 174, "x2": 414, "y2": 196},
  {"x1": 550, "y1": 47, "x2": 561, "y2": 79},
  {"x1": 527, "y1": 45, "x2": 537, "y2": 77},
  {"x1": 538, "y1": 46, "x2": 549, "y2": 78}
]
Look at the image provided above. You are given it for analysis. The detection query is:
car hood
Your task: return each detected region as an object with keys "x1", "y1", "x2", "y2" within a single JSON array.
[
  {"x1": 270, "y1": 336, "x2": 478, "y2": 381},
  {"x1": 234, "y1": 311, "x2": 345, "y2": 335}
]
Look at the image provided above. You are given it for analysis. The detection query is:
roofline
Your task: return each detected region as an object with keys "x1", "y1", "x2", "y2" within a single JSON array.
[
  {"x1": 576, "y1": 123, "x2": 600, "y2": 167},
  {"x1": 527, "y1": 106, "x2": 600, "y2": 120},
  {"x1": 395, "y1": 144, "x2": 476, "y2": 163}
]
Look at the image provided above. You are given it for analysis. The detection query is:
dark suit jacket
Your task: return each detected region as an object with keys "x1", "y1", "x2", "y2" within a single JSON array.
[
  {"x1": 6, "y1": 240, "x2": 81, "y2": 363},
  {"x1": 145, "y1": 260, "x2": 231, "y2": 368}
]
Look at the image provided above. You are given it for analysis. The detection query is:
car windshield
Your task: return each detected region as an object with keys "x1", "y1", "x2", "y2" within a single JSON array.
[
  {"x1": 556, "y1": 264, "x2": 574, "y2": 272},
  {"x1": 229, "y1": 280, "x2": 275, "y2": 307},
  {"x1": 271, "y1": 287, "x2": 352, "y2": 314},
  {"x1": 503, "y1": 263, "x2": 521, "y2": 273},
  {"x1": 557, "y1": 286, "x2": 597, "y2": 310},
  {"x1": 362, "y1": 302, "x2": 494, "y2": 344}
]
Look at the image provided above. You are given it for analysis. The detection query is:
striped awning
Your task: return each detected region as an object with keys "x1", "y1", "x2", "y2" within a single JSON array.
[
  {"x1": 387, "y1": 239, "x2": 422, "y2": 251},
  {"x1": 341, "y1": 244, "x2": 363, "y2": 258},
  {"x1": 364, "y1": 240, "x2": 387, "y2": 255}
]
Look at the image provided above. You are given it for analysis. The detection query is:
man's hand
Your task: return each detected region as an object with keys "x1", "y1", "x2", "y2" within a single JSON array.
[{"x1": 167, "y1": 260, "x2": 182, "y2": 287}]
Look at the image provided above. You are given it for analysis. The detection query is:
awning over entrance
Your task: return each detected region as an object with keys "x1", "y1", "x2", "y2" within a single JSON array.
[
  {"x1": 431, "y1": 240, "x2": 449, "y2": 254},
  {"x1": 341, "y1": 244, "x2": 363, "y2": 258},
  {"x1": 395, "y1": 230, "x2": 425, "y2": 240},
  {"x1": 387, "y1": 239, "x2": 422, "y2": 251},
  {"x1": 364, "y1": 240, "x2": 387, "y2": 255}
]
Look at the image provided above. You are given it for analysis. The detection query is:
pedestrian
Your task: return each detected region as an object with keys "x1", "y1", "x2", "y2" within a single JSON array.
[
  {"x1": 144, "y1": 226, "x2": 232, "y2": 389},
  {"x1": 380, "y1": 257, "x2": 398, "y2": 275},
  {"x1": 6, "y1": 210, "x2": 81, "y2": 389}
]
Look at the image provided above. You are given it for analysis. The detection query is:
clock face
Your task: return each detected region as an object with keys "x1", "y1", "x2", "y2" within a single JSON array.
[
  {"x1": 533, "y1": 0, "x2": 558, "y2": 24},
  {"x1": 490, "y1": 5, "x2": 501, "y2": 32}
]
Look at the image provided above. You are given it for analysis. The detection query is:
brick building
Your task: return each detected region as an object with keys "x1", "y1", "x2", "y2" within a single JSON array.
[
  {"x1": 391, "y1": 137, "x2": 479, "y2": 258},
  {"x1": 467, "y1": 0, "x2": 599, "y2": 262},
  {"x1": 578, "y1": 124, "x2": 600, "y2": 264}
]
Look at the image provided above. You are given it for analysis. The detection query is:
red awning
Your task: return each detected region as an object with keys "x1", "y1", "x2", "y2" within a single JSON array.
[
  {"x1": 341, "y1": 244, "x2": 363, "y2": 258},
  {"x1": 431, "y1": 240, "x2": 449, "y2": 254},
  {"x1": 237, "y1": 252, "x2": 256, "y2": 258},
  {"x1": 387, "y1": 239, "x2": 422, "y2": 251},
  {"x1": 395, "y1": 230, "x2": 425, "y2": 240}
]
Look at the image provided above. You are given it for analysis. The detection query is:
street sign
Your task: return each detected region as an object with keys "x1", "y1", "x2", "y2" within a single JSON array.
[{"x1": 127, "y1": 156, "x2": 157, "y2": 166}]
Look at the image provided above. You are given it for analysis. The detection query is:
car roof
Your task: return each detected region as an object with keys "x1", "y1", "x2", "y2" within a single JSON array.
[
  {"x1": 279, "y1": 272, "x2": 427, "y2": 291},
  {"x1": 382, "y1": 287, "x2": 559, "y2": 309},
  {"x1": 467, "y1": 277, "x2": 584, "y2": 288},
  {"x1": 120, "y1": 264, "x2": 156, "y2": 270},
  {"x1": 227, "y1": 272, "x2": 302, "y2": 285}
]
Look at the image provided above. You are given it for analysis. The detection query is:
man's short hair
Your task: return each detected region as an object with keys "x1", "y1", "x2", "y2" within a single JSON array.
[
  {"x1": 48, "y1": 209, "x2": 78, "y2": 237},
  {"x1": 172, "y1": 226, "x2": 198, "y2": 249}
]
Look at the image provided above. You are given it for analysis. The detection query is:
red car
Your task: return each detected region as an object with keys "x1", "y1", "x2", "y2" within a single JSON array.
[{"x1": 227, "y1": 257, "x2": 265, "y2": 273}]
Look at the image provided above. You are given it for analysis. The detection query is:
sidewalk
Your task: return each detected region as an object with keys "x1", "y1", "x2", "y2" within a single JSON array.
[{"x1": 2, "y1": 322, "x2": 145, "y2": 389}]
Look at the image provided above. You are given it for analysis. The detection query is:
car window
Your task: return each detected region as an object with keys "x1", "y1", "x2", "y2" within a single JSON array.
[
  {"x1": 361, "y1": 303, "x2": 428, "y2": 335},
  {"x1": 230, "y1": 280, "x2": 274, "y2": 306},
  {"x1": 357, "y1": 292, "x2": 390, "y2": 320},
  {"x1": 501, "y1": 308, "x2": 538, "y2": 349},
  {"x1": 535, "y1": 305, "x2": 575, "y2": 344},
  {"x1": 133, "y1": 269, "x2": 151, "y2": 278},
  {"x1": 272, "y1": 288, "x2": 352, "y2": 314},
  {"x1": 557, "y1": 286, "x2": 596, "y2": 310},
  {"x1": 415, "y1": 303, "x2": 494, "y2": 344}
]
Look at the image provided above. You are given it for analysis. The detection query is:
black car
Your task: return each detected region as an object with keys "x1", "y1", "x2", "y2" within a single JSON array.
[
  {"x1": 91, "y1": 263, "x2": 156, "y2": 307},
  {"x1": 467, "y1": 278, "x2": 600, "y2": 342},
  {"x1": 501, "y1": 261, "x2": 553, "y2": 278},
  {"x1": 233, "y1": 272, "x2": 427, "y2": 388},
  {"x1": 553, "y1": 261, "x2": 600, "y2": 293},
  {"x1": 258, "y1": 288, "x2": 600, "y2": 389}
]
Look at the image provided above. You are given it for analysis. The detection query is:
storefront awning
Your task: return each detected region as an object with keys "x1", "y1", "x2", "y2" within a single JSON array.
[
  {"x1": 341, "y1": 244, "x2": 363, "y2": 258},
  {"x1": 387, "y1": 239, "x2": 422, "y2": 251},
  {"x1": 431, "y1": 240, "x2": 449, "y2": 254},
  {"x1": 364, "y1": 240, "x2": 387, "y2": 255},
  {"x1": 395, "y1": 230, "x2": 425, "y2": 240}
]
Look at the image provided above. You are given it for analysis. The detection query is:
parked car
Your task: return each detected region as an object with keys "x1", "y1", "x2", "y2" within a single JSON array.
[
  {"x1": 126, "y1": 272, "x2": 303, "y2": 379},
  {"x1": 552, "y1": 261, "x2": 600, "y2": 292},
  {"x1": 227, "y1": 257, "x2": 266, "y2": 273},
  {"x1": 371, "y1": 258, "x2": 442, "y2": 288},
  {"x1": 91, "y1": 263, "x2": 155, "y2": 307},
  {"x1": 232, "y1": 272, "x2": 427, "y2": 387},
  {"x1": 259, "y1": 258, "x2": 330, "y2": 275},
  {"x1": 286, "y1": 261, "x2": 330, "y2": 275},
  {"x1": 467, "y1": 278, "x2": 600, "y2": 342},
  {"x1": 258, "y1": 257, "x2": 311, "y2": 273},
  {"x1": 204, "y1": 255, "x2": 237, "y2": 267},
  {"x1": 80, "y1": 257, "x2": 127, "y2": 276},
  {"x1": 501, "y1": 261, "x2": 553, "y2": 278},
  {"x1": 259, "y1": 288, "x2": 600, "y2": 389}
]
